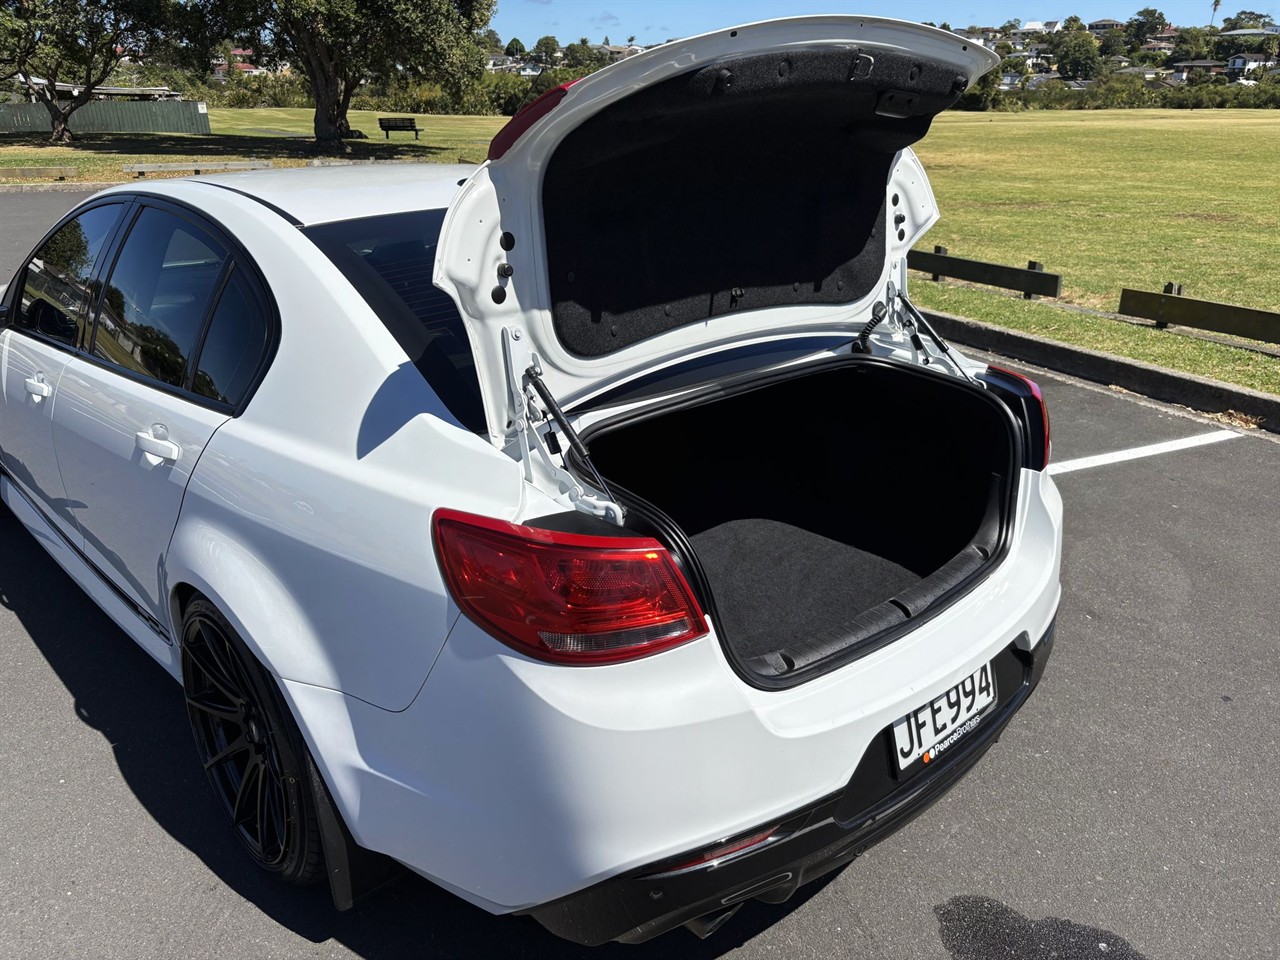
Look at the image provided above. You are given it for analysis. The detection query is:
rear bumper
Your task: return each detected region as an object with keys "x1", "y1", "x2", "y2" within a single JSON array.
[{"x1": 526, "y1": 623, "x2": 1055, "y2": 945}]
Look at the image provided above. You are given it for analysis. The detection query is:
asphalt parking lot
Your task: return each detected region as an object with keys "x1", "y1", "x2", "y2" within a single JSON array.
[{"x1": 2, "y1": 190, "x2": 1278, "y2": 959}]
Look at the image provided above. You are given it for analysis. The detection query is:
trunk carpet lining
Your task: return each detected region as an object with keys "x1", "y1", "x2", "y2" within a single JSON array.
[{"x1": 690, "y1": 518, "x2": 923, "y2": 663}]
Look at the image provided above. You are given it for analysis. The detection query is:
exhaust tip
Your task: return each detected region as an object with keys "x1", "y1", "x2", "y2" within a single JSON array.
[{"x1": 683, "y1": 904, "x2": 743, "y2": 939}]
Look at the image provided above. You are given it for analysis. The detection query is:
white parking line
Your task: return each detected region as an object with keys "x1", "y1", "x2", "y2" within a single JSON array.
[{"x1": 1047, "y1": 429, "x2": 1242, "y2": 476}]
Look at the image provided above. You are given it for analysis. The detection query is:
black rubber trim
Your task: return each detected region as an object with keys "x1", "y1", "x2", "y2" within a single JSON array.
[
  {"x1": 524, "y1": 624, "x2": 1055, "y2": 945},
  {"x1": 189, "y1": 180, "x2": 305, "y2": 226},
  {"x1": 569, "y1": 353, "x2": 1025, "y2": 691}
]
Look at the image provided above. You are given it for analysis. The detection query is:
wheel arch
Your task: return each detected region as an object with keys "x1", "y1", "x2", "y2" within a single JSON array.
[{"x1": 165, "y1": 518, "x2": 340, "y2": 691}]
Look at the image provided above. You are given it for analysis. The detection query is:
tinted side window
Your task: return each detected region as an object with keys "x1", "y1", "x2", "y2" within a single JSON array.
[
  {"x1": 16, "y1": 204, "x2": 122, "y2": 348},
  {"x1": 302, "y1": 210, "x2": 485, "y2": 434},
  {"x1": 94, "y1": 207, "x2": 227, "y2": 388},
  {"x1": 192, "y1": 267, "x2": 268, "y2": 407}
]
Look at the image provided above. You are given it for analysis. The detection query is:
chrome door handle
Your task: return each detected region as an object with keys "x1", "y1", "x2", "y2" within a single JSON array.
[
  {"x1": 136, "y1": 429, "x2": 181, "y2": 462},
  {"x1": 24, "y1": 375, "x2": 52, "y2": 398}
]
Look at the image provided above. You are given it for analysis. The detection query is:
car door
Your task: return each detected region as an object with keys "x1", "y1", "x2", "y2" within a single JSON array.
[
  {"x1": 51, "y1": 202, "x2": 242, "y2": 631},
  {"x1": 0, "y1": 201, "x2": 127, "y2": 541}
]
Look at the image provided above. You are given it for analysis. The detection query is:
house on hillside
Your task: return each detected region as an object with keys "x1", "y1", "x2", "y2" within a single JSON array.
[
  {"x1": 1087, "y1": 18, "x2": 1125, "y2": 37},
  {"x1": 592, "y1": 44, "x2": 643, "y2": 62},
  {"x1": 1225, "y1": 52, "x2": 1277, "y2": 77},
  {"x1": 1140, "y1": 40, "x2": 1175, "y2": 54},
  {"x1": 1009, "y1": 20, "x2": 1062, "y2": 48},
  {"x1": 1117, "y1": 65, "x2": 1171, "y2": 80},
  {"x1": 1170, "y1": 60, "x2": 1226, "y2": 81},
  {"x1": 517, "y1": 63, "x2": 543, "y2": 78},
  {"x1": 211, "y1": 48, "x2": 269, "y2": 80},
  {"x1": 953, "y1": 27, "x2": 1002, "y2": 44}
]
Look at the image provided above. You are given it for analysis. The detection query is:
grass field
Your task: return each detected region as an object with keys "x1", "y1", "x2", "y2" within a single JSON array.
[
  {"x1": 907, "y1": 109, "x2": 1280, "y2": 395},
  {"x1": 1, "y1": 106, "x2": 1277, "y2": 395},
  {"x1": 0, "y1": 109, "x2": 505, "y2": 182}
]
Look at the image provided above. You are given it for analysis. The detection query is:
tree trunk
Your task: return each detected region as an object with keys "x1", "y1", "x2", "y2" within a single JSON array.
[
  {"x1": 25, "y1": 80, "x2": 76, "y2": 143},
  {"x1": 293, "y1": 30, "x2": 353, "y2": 143},
  {"x1": 49, "y1": 110, "x2": 73, "y2": 144}
]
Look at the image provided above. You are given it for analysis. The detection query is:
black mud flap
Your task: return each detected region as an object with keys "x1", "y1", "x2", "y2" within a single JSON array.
[{"x1": 306, "y1": 753, "x2": 406, "y2": 910}]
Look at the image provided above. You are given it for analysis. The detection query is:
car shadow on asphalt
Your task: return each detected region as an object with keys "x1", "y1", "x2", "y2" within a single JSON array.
[
  {"x1": 935, "y1": 896, "x2": 1149, "y2": 960},
  {"x1": 0, "y1": 508, "x2": 834, "y2": 958}
]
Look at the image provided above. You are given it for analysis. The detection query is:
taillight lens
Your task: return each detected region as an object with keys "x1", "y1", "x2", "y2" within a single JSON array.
[
  {"x1": 433, "y1": 509, "x2": 708, "y2": 665},
  {"x1": 982, "y1": 366, "x2": 1051, "y2": 469}
]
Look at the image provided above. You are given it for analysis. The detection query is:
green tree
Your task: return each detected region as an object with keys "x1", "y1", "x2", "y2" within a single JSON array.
[
  {"x1": 1099, "y1": 29, "x2": 1128, "y2": 56},
  {"x1": 1210, "y1": 0, "x2": 1222, "y2": 27},
  {"x1": 1053, "y1": 30, "x2": 1103, "y2": 78},
  {"x1": 194, "y1": 0, "x2": 495, "y2": 143},
  {"x1": 1062, "y1": 15, "x2": 1087, "y2": 31},
  {"x1": 3, "y1": 0, "x2": 174, "y2": 142},
  {"x1": 1124, "y1": 7, "x2": 1169, "y2": 46},
  {"x1": 626, "y1": 34, "x2": 636, "y2": 44},
  {"x1": 480, "y1": 27, "x2": 502, "y2": 55},
  {"x1": 1, "y1": 4, "x2": 20, "y2": 80},
  {"x1": 532, "y1": 34, "x2": 559, "y2": 64},
  {"x1": 1170, "y1": 26, "x2": 1213, "y2": 62},
  {"x1": 1221, "y1": 10, "x2": 1275, "y2": 30},
  {"x1": 998, "y1": 18, "x2": 1021, "y2": 34},
  {"x1": 602, "y1": 34, "x2": 610, "y2": 46},
  {"x1": 563, "y1": 36, "x2": 606, "y2": 71},
  {"x1": 504, "y1": 37, "x2": 525, "y2": 58}
]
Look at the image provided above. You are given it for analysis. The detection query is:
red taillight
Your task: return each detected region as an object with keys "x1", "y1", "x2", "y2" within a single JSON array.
[
  {"x1": 654, "y1": 825, "x2": 782, "y2": 875},
  {"x1": 988, "y1": 365, "x2": 1052, "y2": 468},
  {"x1": 432, "y1": 509, "x2": 707, "y2": 665},
  {"x1": 488, "y1": 81, "x2": 578, "y2": 161}
]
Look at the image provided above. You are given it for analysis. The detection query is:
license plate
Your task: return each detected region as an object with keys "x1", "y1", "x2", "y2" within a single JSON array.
[{"x1": 892, "y1": 662, "x2": 996, "y2": 770}]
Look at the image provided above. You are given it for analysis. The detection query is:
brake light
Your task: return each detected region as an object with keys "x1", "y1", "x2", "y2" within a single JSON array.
[
  {"x1": 433, "y1": 509, "x2": 707, "y2": 664},
  {"x1": 985, "y1": 366, "x2": 1051, "y2": 469},
  {"x1": 488, "y1": 82, "x2": 578, "y2": 161}
]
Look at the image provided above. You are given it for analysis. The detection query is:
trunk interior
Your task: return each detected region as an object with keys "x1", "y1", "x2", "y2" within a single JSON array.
[{"x1": 582, "y1": 359, "x2": 1017, "y2": 684}]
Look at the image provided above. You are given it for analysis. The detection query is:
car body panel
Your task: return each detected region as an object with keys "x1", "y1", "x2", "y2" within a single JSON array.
[
  {"x1": 285, "y1": 468, "x2": 1061, "y2": 911},
  {"x1": 434, "y1": 16, "x2": 998, "y2": 444},
  {"x1": 0, "y1": 331, "x2": 78, "y2": 539},
  {"x1": 53, "y1": 356, "x2": 228, "y2": 628},
  {"x1": 111, "y1": 181, "x2": 527, "y2": 709}
]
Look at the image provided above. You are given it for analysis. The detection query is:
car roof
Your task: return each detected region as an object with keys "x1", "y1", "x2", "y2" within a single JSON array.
[{"x1": 97, "y1": 163, "x2": 475, "y2": 226}]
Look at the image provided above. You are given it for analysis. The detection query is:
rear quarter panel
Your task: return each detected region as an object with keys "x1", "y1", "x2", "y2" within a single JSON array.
[{"x1": 157, "y1": 186, "x2": 523, "y2": 710}]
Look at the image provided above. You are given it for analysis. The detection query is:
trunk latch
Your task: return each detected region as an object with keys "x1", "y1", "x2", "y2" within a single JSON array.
[{"x1": 501, "y1": 327, "x2": 624, "y2": 525}]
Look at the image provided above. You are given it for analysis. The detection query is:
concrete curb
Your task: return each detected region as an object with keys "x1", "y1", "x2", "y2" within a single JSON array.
[
  {"x1": 923, "y1": 309, "x2": 1280, "y2": 435},
  {"x1": 0, "y1": 182, "x2": 122, "y2": 194}
]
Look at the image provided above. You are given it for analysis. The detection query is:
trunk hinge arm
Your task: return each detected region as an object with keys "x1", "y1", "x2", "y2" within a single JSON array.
[
  {"x1": 501, "y1": 327, "x2": 624, "y2": 525},
  {"x1": 891, "y1": 287, "x2": 977, "y2": 384}
]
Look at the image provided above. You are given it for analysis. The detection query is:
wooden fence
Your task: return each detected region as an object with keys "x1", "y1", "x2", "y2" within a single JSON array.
[
  {"x1": 907, "y1": 246, "x2": 1062, "y2": 299},
  {"x1": 1118, "y1": 286, "x2": 1280, "y2": 346}
]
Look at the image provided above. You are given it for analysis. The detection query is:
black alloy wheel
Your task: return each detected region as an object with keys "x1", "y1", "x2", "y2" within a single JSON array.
[{"x1": 181, "y1": 597, "x2": 324, "y2": 884}]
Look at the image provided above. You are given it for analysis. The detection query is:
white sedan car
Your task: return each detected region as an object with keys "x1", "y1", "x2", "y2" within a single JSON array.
[{"x1": 0, "y1": 17, "x2": 1061, "y2": 945}]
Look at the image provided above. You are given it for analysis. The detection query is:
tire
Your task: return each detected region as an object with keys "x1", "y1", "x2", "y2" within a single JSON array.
[{"x1": 181, "y1": 597, "x2": 325, "y2": 885}]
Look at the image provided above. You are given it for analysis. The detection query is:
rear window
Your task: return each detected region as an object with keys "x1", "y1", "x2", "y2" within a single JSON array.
[{"x1": 303, "y1": 211, "x2": 484, "y2": 434}]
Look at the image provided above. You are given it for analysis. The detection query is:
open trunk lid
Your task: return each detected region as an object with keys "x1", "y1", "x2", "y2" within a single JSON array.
[{"x1": 433, "y1": 16, "x2": 998, "y2": 447}]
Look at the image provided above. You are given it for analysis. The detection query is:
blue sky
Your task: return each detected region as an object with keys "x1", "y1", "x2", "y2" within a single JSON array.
[{"x1": 490, "y1": 0, "x2": 1280, "y2": 47}]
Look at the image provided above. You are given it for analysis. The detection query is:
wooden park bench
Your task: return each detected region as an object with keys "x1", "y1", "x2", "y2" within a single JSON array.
[
  {"x1": 9, "y1": 166, "x2": 79, "y2": 181},
  {"x1": 122, "y1": 161, "x2": 274, "y2": 178},
  {"x1": 378, "y1": 117, "x2": 420, "y2": 139}
]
